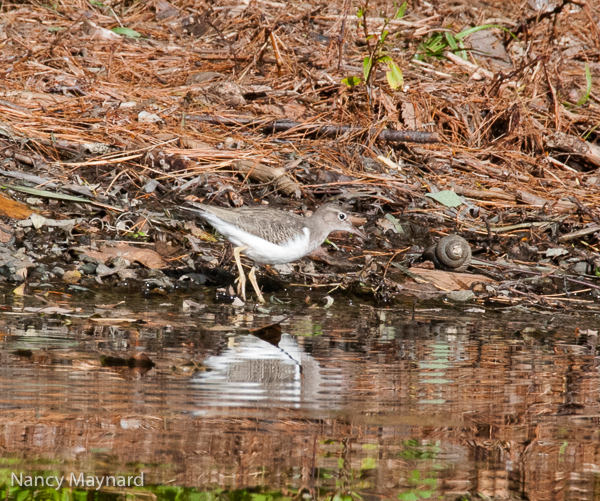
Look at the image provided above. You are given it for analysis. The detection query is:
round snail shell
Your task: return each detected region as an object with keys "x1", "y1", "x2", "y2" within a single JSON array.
[{"x1": 423, "y1": 235, "x2": 472, "y2": 272}]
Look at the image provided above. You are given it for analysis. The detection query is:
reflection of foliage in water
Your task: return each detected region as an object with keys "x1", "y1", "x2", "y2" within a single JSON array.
[
  {"x1": 397, "y1": 470, "x2": 438, "y2": 501},
  {"x1": 0, "y1": 484, "x2": 297, "y2": 501},
  {"x1": 397, "y1": 440, "x2": 441, "y2": 501},
  {"x1": 316, "y1": 439, "x2": 379, "y2": 499},
  {"x1": 292, "y1": 318, "x2": 324, "y2": 338},
  {"x1": 0, "y1": 439, "x2": 443, "y2": 501},
  {"x1": 398, "y1": 439, "x2": 440, "y2": 460}
]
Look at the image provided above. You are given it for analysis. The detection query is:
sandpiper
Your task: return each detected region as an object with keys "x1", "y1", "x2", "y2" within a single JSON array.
[{"x1": 183, "y1": 202, "x2": 367, "y2": 303}]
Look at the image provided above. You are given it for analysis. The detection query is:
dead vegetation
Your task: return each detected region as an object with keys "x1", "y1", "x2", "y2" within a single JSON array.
[{"x1": 0, "y1": 0, "x2": 599, "y2": 308}]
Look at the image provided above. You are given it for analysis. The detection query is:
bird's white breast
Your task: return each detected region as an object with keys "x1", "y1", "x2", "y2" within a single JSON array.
[{"x1": 202, "y1": 214, "x2": 312, "y2": 265}]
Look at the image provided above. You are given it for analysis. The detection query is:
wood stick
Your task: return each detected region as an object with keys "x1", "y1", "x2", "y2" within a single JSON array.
[{"x1": 184, "y1": 115, "x2": 439, "y2": 144}]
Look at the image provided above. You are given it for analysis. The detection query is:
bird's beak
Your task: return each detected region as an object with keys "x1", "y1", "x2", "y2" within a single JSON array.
[
  {"x1": 350, "y1": 225, "x2": 368, "y2": 241},
  {"x1": 346, "y1": 215, "x2": 367, "y2": 240}
]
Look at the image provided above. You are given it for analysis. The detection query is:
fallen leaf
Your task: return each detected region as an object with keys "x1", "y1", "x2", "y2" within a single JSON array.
[
  {"x1": 379, "y1": 91, "x2": 399, "y2": 122},
  {"x1": 80, "y1": 244, "x2": 167, "y2": 269},
  {"x1": 138, "y1": 111, "x2": 162, "y2": 123},
  {"x1": 252, "y1": 103, "x2": 307, "y2": 120},
  {"x1": 377, "y1": 155, "x2": 402, "y2": 171},
  {"x1": 182, "y1": 299, "x2": 204, "y2": 311},
  {"x1": 63, "y1": 270, "x2": 81, "y2": 284},
  {"x1": 426, "y1": 190, "x2": 463, "y2": 208},
  {"x1": 0, "y1": 192, "x2": 34, "y2": 220},
  {"x1": 30, "y1": 213, "x2": 46, "y2": 229},
  {"x1": 184, "y1": 221, "x2": 217, "y2": 241},
  {"x1": 82, "y1": 19, "x2": 122, "y2": 40},
  {"x1": 407, "y1": 267, "x2": 493, "y2": 291},
  {"x1": 0, "y1": 223, "x2": 12, "y2": 243},
  {"x1": 154, "y1": 241, "x2": 183, "y2": 258},
  {"x1": 24, "y1": 306, "x2": 74, "y2": 314},
  {"x1": 401, "y1": 101, "x2": 422, "y2": 129}
]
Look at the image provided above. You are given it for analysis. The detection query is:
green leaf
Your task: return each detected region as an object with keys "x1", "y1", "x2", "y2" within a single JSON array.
[
  {"x1": 111, "y1": 26, "x2": 142, "y2": 38},
  {"x1": 7, "y1": 185, "x2": 94, "y2": 203},
  {"x1": 395, "y1": 1, "x2": 407, "y2": 18},
  {"x1": 357, "y1": 7, "x2": 364, "y2": 17},
  {"x1": 445, "y1": 32, "x2": 468, "y2": 60},
  {"x1": 398, "y1": 492, "x2": 420, "y2": 501},
  {"x1": 417, "y1": 490, "x2": 434, "y2": 499},
  {"x1": 426, "y1": 190, "x2": 463, "y2": 207},
  {"x1": 89, "y1": 0, "x2": 106, "y2": 6},
  {"x1": 455, "y1": 24, "x2": 516, "y2": 40},
  {"x1": 429, "y1": 34, "x2": 447, "y2": 53},
  {"x1": 363, "y1": 56, "x2": 372, "y2": 81},
  {"x1": 386, "y1": 61, "x2": 403, "y2": 90},
  {"x1": 577, "y1": 63, "x2": 592, "y2": 106},
  {"x1": 16, "y1": 490, "x2": 31, "y2": 501},
  {"x1": 444, "y1": 32, "x2": 459, "y2": 51},
  {"x1": 5, "y1": 185, "x2": 121, "y2": 211},
  {"x1": 380, "y1": 30, "x2": 389, "y2": 44},
  {"x1": 417, "y1": 32, "x2": 447, "y2": 60},
  {"x1": 385, "y1": 213, "x2": 404, "y2": 234},
  {"x1": 377, "y1": 54, "x2": 392, "y2": 63},
  {"x1": 324, "y1": 238, "x2": 339, "y2": 250},
  {"x1": 418, "y1": 25, "x2": 517, "y2": 62},
  {"x1": 457, "y1": 39, "x2": 468, "y2": 60},
  {"x1": 47, "y1": 27, "x2": 63, "y2": 32},
  {"x1": 341, "y1": 76, "x2": 362, "y2": 87}
]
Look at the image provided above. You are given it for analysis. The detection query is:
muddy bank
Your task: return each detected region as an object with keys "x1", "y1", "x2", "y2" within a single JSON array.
[{"x1": 0, "y1": 0, "x2": 599, "y2": 309}]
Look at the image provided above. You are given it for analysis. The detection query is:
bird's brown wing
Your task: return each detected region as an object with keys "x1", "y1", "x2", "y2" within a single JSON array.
[{"x1": 191, "y1": 204, "x2": 308, "y2": 245}]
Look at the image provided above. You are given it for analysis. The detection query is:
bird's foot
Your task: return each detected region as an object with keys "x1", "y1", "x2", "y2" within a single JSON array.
[
  {"x1": 248, "y1": 267, "x2": 266, "y2": 304},
  {"x1": 236, "y1": 274, "x2": 247, "y2": 301},
  {"x1": 233, "y1": 245, "x2": 249, "y2": 302}
]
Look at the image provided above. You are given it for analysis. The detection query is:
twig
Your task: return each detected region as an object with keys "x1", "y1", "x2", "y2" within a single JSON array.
[
  {"x1": 337, "y1": 1, "x2": 350, "y2": 71},
  {"x1": 543, "y1": 59, "x2": 561, "y2": 132},
  {"x1": 184, "y1": 115, "x2": 439, "y2": 143},
  {"x1": 268, "y1": 30, "x2": 284, "y2": 76},
  {"x1": 568, "y1": 195, "x2": 600, "y2": 225},
  {"x1": 206, "y1": 14, "x2": 239, "y2": 74}
]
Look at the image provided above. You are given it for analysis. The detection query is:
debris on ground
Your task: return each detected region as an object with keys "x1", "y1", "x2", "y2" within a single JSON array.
[{"x1": 1, "y1": 0, "x2": 599, "y2": 310}]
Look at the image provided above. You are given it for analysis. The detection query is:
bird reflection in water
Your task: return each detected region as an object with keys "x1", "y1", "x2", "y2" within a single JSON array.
[{"x1": 191, "y1": 331, "x2": 342, "y2": 411}]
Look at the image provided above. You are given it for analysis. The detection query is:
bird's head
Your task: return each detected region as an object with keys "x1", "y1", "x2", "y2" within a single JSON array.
[{"x1": 311, "y1": 204, "x2": 367, "y2": 240}]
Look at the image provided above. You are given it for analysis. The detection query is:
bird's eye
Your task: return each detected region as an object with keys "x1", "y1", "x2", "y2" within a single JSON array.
[{"x1": 338, "y1": 213, "x2": 347, "y2": 221}]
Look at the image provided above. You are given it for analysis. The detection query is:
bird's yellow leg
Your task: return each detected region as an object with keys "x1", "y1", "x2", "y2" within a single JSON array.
[
  {"x1": 248, "y1": 266, "x2": 265, "y2": 304},
  {"x1": 233, "y1": 246, "x2": 248, "y2": 301}
]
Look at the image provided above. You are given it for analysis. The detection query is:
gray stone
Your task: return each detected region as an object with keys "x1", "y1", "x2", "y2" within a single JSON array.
[{"x1": 446, "y1": 290, "x2": 475, "y2": 302}]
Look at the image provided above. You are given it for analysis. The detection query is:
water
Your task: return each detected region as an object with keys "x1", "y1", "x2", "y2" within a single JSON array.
[{"x1": 1, "y1": 292, "x2": 599, "y2": 499}]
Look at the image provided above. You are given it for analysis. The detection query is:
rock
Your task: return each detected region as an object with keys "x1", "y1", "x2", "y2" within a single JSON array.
[
  {"x1": 186, "y1": 71, "x2": 223, "y2": 85},
  {"x1": 79, "y1": 263, "x2": 98, "y2": 275},
  {"x1": 446, "y1": 290, "x2": 475, "y2": 302},
  {"x1": 572, "y1": 261, "x2": 591, "y2": 275},
  {"x1": 138, "y1": 111, "x2": 163, "y2": 123}
]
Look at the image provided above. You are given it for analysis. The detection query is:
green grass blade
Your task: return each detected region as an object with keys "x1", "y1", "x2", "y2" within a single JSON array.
[
  {"x1": 455, "y1": 24, "x2": 516, "y2": 40},
  {"x1": 576, "y1": 63, "x2": 592, "y2": 106}
]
